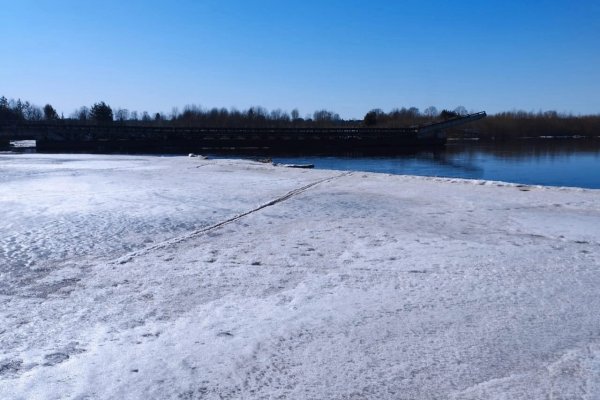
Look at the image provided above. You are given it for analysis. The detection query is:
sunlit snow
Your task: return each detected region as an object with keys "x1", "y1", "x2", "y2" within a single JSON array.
[{"x1": 1, "y1": 154, "x2": 600, "y2": 399}]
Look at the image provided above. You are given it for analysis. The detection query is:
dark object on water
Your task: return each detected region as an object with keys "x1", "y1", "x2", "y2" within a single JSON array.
[
  {"x1": 255, "y1": 158, "x2": 273, "y2": 164},
  {"x1": 279, "y1": 163, "x2": 314, "y2": 169},
  {"x1": 0, "y1": 112, "x2": 486, "y2": 154}
]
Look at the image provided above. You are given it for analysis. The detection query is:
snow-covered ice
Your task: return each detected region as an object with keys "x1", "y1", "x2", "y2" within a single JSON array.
[{"x1": 1, "y1": 154, "x2": 600, "y2": 399}]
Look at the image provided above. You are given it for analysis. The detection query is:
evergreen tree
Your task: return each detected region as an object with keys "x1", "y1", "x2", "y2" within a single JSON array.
[
  {"x1": 90, "y1": 102, "x2": 113, "y2": 123},
  {"x1": 43, "y1": 104, "x2": 59, "y2": 120}
]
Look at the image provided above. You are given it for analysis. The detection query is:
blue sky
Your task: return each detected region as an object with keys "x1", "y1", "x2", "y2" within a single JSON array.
[{"x1": 1, "y1": 0, "x2": 599, "y2": 118}]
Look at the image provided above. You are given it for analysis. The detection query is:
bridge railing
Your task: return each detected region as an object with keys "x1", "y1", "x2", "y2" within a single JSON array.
[
  {"x1": 417, "y1": 112, "x2": 487, "y2": 133},
  {"x1": 1, "y1": 111, "x2": 487, "y2": 140}
]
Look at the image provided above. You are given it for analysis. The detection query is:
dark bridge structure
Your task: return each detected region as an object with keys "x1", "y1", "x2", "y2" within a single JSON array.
[{"x1": 0, "y1": 112, "x2": 486, "y2": 154}]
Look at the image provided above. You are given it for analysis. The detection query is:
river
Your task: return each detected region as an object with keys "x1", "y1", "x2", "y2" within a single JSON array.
[
  {"x1": 272, "y1": 139, "x2": 600, "y2": 189},
  {"x1": 6, "y1": 138, "x2": 600, "y2": 189}
]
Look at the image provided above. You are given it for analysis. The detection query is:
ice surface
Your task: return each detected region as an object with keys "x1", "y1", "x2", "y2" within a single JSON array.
[{"x1": 1, "y1": 154, "x2": 600, "y2": 399}]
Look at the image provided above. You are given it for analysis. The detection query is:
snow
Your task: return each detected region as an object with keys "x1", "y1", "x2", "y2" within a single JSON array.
[{"x1": 1, "y1": 153, "x2": 600, "y2": 399}]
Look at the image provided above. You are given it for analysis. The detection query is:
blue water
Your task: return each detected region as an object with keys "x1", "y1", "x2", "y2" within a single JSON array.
[
  {"x1": 272, "y1": 140, "x2": 600, "y2": 189},
  {"x1": 11, "y1": 139, "x2": 600, "y2": 189}
]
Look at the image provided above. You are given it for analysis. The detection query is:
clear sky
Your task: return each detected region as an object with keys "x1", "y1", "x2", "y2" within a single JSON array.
[{"x1": 1, "y1": 0, "x2": 599, "y2": 118}]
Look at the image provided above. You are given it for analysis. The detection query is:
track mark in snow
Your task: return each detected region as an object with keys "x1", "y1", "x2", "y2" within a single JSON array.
[
  {"x1": 0, "y1": 359, "x2": 23, "y2": 377},
  {"x1": 114, "y1": 172, "x2": 351, "y2": 264},
  {"x1": 43, "y1": 353, "x2": 70, "y2": 366}
]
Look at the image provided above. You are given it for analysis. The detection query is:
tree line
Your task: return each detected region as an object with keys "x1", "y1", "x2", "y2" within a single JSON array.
[
  {"x1": 464, "y1": 111, "x2": 600, "y2": 140},
  {"x1": 0, "y1": 96, "x2": 346, "y2": 128},
  {"x1": 1, "y1": 95, "x2": 598, "y2": 139}
]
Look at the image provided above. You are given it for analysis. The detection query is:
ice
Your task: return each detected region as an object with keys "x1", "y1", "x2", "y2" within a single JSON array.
[
  {"x1": 1, "y1": 154, "x2": 600, "y2": 399},
  {"x1": 0, "y1": 154, "x2": 332, "y2": 296}
]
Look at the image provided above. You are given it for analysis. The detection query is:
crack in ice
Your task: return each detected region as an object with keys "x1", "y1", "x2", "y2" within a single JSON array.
[{"x1": 114, "y1": 172, "x2": 352, "y2": 265}]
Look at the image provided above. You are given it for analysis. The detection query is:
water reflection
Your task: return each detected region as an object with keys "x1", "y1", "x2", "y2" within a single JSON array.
[
  {"x1": 426, "y1": 151, "x2": 483, "y2": 174},
  {"x1": 446, "y1": 139, "x2": 600, "y2": 160}
]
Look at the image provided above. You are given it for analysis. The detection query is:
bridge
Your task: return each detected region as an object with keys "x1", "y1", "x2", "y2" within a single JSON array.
[{"x1": 0, "y1": 112, "x2": 486, "y2": 154}]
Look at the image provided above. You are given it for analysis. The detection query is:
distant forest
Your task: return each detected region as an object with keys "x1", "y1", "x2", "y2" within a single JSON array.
[{"x1": 1, "y1": 96, "x2": 599, "y2": 140}]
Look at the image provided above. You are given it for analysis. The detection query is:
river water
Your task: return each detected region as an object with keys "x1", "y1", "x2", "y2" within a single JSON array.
[
  {"x1": 6, "y1": 139, "x2": 600, "y2": 189},
  {"x1": 272, "y1": 139, "x2": 600, "y2": 189}
]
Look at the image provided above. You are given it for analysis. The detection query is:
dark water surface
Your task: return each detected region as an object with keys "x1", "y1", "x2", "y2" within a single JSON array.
[
  {"x1": 272, "y1": 139, "x2": 600, "y2": 189},
  {"x1": 7, "y1": 139, "x2": 600, "y2": 189}
]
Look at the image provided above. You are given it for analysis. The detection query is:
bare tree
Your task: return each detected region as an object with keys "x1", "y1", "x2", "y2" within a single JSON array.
[
  {"x1": 170, "y1": 107, "x2": 179, "y2": 121},
  {"x1": 71, "y1": 106, "x2": 89, "y2": 121},
  {"x1": 424, "y1": 106, "x2": 438, "y2": 118},
  {"x1": 407, "y1": 107, "x2": 420, "y2": 117},
  {"x1": 115, "y1": 108, "x2": 129, "y2": 122},
  {"x1": 453, "y1": 106, "x2": 468, "y2": 116},
  {"x1": 23, "y1": 102, "x2": 43, "y2": 121},
  {"x1": 291, "y1": 109, "x2": 300, "y2": 121}
]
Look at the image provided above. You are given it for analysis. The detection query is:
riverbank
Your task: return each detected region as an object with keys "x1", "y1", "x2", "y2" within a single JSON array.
[
  {"x1": 1, "y1": 154, "x2": 600, "y2": 399},
  {"x1": 5, "y1": 137, "x2": 600, "y2": 188}
]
